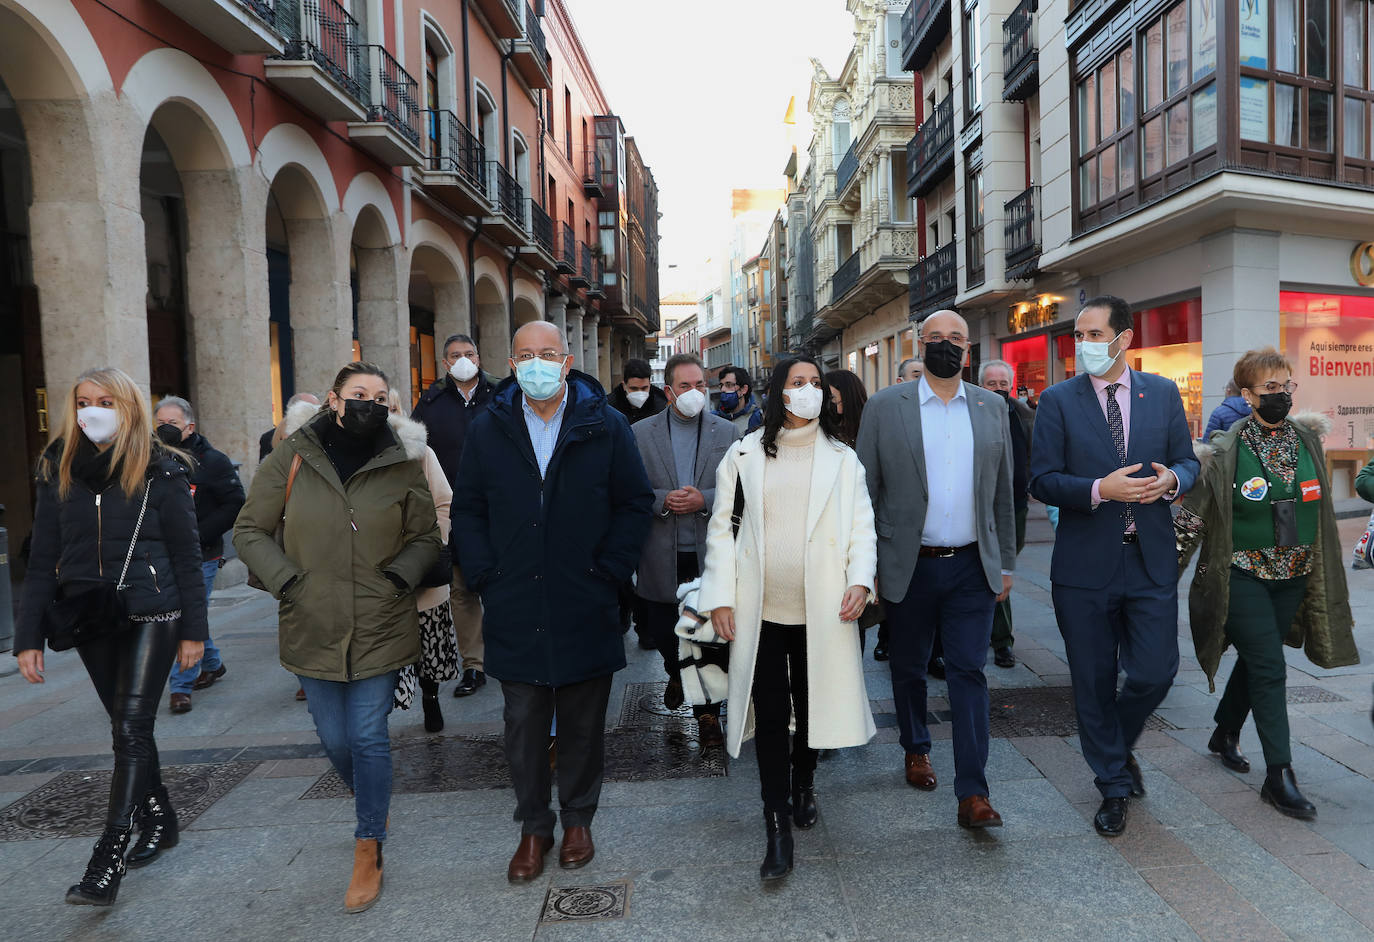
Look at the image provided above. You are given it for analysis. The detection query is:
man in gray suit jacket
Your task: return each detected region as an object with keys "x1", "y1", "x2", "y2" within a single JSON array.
[
  {"x1": 633, "y1": 353, "x2": 741, "y2": 747},
  {"x1": 856, "y1": 310, "x2": 1016, "y2": 829}
]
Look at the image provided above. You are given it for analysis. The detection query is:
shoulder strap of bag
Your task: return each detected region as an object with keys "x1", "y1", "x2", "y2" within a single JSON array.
[
  {"x1": 283, "y1": 453, "x2": 303, "y2": 507},
  {"x1": 116, "y1": 481, "x2": 153, "y2": 591},
  {"x1": 730, "y1": 475, "x2": 744, "y2": 540}
]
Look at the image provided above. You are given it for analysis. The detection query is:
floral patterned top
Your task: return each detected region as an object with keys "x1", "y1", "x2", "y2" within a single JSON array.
[{"x1": 1232, "y1": 420, "x2": 1313, "y2": 580}]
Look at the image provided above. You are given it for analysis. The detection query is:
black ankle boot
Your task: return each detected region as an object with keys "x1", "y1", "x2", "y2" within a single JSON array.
[
  {"x1": 1261, "y1": 765, "x2": 1316, "y2": 820},
  {"x1": 792, "y1": 775, "x2": 819, "y2": 830},
  {"x1": 66, "y1": 826, "x2": 133, "y2": 905},
  {"x1": 760, "y1": 810, "x2": 793, "y2": 881},
  {"x1": 1207, "y1": 727, "x2": 1250, "y2": 773},
  {"x1": 126, "y1": 786, "x2": 179, "y2": 869},
  {"x1": 420, "y1": 679, "x2": 444, "y2": 733}
]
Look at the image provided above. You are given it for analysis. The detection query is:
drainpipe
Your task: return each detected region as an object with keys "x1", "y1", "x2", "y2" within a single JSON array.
[
  {"x1": 461, "y1": 0, "x2": 472, "y2": 126},
  {"x1": 467, "y1": 223, "x2": 481, "y2": 346},
  {"x1": 506, "y1": 251, "x2": 518, "y2": 336},
  {"x1": 501, "y1": 43, "x2": 513, "y2": 167}
]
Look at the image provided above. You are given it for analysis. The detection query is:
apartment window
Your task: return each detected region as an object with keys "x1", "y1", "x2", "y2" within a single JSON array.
[
  {"x1": 963, "y1": 0, "x2": 982, "y2": 118},
  {"x1": 425, "y1": 45, "x2": 441, "y2": 168},
  {"x1": 837, "y1": 224, "x2": 853, "y2": 260},
  {"x1": 475, "y1": 83, "x2": 498, "y2": 162},
  {"x1": 966, "y1": 166, "x2": 985, "y2": 287},
  {"x1": 599, "y1": 210, "x2": 618, "y2": 283},
  {"x1": 1074, "y1": 0, "x2": 1216, "y2": 223},
  {"x1": 891, "y1": 149, "x2": 913, "y2": 221},
  {"x1": 832, "y1": 99, "x2": 852, "y2": 158},
  {"x1": 564, "y1": 88, "x2": 573, "y2": 161}
]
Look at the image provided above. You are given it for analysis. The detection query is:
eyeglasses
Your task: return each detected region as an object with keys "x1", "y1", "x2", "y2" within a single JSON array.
[
  {"x1": 923, "y1": 333, "x2": 968, "y2": 346},
  {"x1": 513, "y1": 352, "x2": 568, "y2": 363},
  {"x1": 1251, "y1": 381, "x2": 1298, "y2": 395}
]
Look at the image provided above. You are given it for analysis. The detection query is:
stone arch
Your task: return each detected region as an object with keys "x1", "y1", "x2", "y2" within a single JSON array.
[
  {"x1": 512, "y1": 295, "x2": 540, "y2": 329},
  {"x1": 348, "y1": 201, "x2": 409, "y2": 403},
  {"x1": 474, "y1": 273, "x2": 509, "y2": 369},
  {"x1": 407, "y1": 220, "x2": 469, "y2": 394},
  {"x1": 342, "y1": 171, "x2": 402, "y2": 246},
  {"x1": 512, "y1": 277, "x2": 544, "y2": 320}
]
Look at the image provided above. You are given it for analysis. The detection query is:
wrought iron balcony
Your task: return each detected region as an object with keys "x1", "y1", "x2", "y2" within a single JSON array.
[
  {"x1": 519, "y1": 200, "x2": 555, "y2": 270},
  {"x1": 583, "y1": 149, "x2": 603, "y2": 198},
  {"x1": 909, "y1": 242, "x2": 958, "y2": 318},
  {"x1": 1003, "y1": 0, "x2": 1039, "y2": 102},
  {"x1": 482, "y1": 163, "x2": 527, "y2": 245},
  {"x1": 421, "y1": 110, "x2": 488, "y2": 212},
  {"x1": 900, "y1": 0, "x2": 952, "y2": 74},
  {"x1": 588, "y1": 255, "x2": 605, "y2": 299},
  {"x1": 835, "y1": 142, "x2": 858, "y2": 197},
  {"x1": 748, "y1": 327, "x2": 759, "y2": 346},
  {"x1": 512, "y1": 4, "x2": 551, "y2": 88},
  {"x1": 268, "y1": 0, "x2": 369, "y2": 121},
  {"x1": 576, "y1": 242, "x2": 593, "y2": 289},
  {"x1": 155, "y1": 0, "x2": 283, "y2": 54},
  {"x1": 832, "y1": 252, "x2": 860, "y2": 303},
  {"x1": 348, "y1": 45, "x2": 424, "y2": 166},
  {"x1": 908, "y1": 95, "x2": 955, "y2": 199},
  {"x1": 1004, "y1": 185, "x2": 1041, "y2": 279},
  {"x1": 471, "y1": 0, "x2": 522, "y2": 39},
  {"x1": 556, "y1": 222, "x2": 577, "y2": 274}
]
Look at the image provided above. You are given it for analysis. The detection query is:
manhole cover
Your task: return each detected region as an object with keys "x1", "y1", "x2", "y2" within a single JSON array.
[
  {"x1": 987, "y1": 687, "x2": 1175, "y2": 738},
  {"x1": 618, "y1": 681, "x2": 729, "y2": 727},
  {"x1": 0, "y1": 762, "x2": 257, "y2": 841},
  {"x1": 1286, "y1": 685, "x2": 1349, "y2": 704},
  {"x1": 540, "y1": 881, "x2": 630, "y2": 923}
]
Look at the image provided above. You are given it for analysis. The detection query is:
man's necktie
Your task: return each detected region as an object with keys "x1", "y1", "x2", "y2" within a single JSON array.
[{"x1": 1106, "y1": 383, "x2": 1133, "y2": 529}]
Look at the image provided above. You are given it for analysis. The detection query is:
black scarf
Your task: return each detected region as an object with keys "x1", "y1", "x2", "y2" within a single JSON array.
[{"x1": 69, "y1": 436, "x2": 121, "y2": 491}]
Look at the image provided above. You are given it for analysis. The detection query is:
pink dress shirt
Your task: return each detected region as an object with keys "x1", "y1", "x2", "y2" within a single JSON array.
[{"x1": 1087, "y1": 368, "x2": 1177, "y2": 509}]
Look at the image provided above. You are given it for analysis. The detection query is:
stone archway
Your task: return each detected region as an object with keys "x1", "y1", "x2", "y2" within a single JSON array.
[
  {"x1": 474, "y1": 274, "x2": 509, "y2": 373},
  {"x1": 512, "y1": 295, "x2": 541, "y2": 329},
  {"x1": 409, "y1": 241, "x2": 467, "y2": 405},
  {"x1": 350, "y1": 204, "x2": 409, "y2": 404}
]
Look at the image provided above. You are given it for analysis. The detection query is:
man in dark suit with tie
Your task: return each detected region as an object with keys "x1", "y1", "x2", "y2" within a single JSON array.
[{"x1": 1029, "y1": 296, "x2": 1199, "y2": 837}]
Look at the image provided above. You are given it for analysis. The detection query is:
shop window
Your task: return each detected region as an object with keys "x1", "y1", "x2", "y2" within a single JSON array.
[{"x1": 1279, "y1": 290, "x2": 1374, "y2": 453}]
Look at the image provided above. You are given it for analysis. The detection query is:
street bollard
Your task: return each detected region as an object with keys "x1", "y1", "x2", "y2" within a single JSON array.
[{"x1": 0, "y1": 514, "x2": 13, "y2": 654}]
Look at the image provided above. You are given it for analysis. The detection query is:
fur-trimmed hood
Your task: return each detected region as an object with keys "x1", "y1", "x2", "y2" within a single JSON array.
[
  {"x1": 282, "y1": 401, "x2": 429, "y2": 461},
  {"x1": 1193, "y1": 410, "x2": 1330, "y2": 463}
]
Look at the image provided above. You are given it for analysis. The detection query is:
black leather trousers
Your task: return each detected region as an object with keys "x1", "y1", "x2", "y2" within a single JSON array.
[{"x1": 78, "y1": 619, "x2": 179, "y2": 830}]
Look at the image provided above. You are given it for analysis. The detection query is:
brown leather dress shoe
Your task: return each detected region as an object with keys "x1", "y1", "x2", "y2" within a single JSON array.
[
  {"x1": 698, "y1": 714, "x2": 725, "y2": 748},
  {"x1": 559, "y1": 826, "x2": 595, "y2": 869},
  {"x1": 904, "y1": 753, "x2": 937, "y2": 790},
  {"x1": 957, "y1": 794, "x2": 1004, "y2": 829},
  {"x1": 507, "y1": 834, "x2": 553, "y2": 883},
  {"x1": 169, "y1": 693, "x2": 192, "y2": 714}
]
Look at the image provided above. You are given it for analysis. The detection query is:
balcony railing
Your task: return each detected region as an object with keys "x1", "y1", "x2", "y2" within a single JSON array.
[
  {"x1": 487, "y1": 162, "x2": 524, "y2": 226},
  {"x1": 588, "y1": 255, "x2": 605, "y2": 298},
  {"x1": 557, "y1": 221, "x2": 576, "y2": 273},
  {"x1": 835, "y1": 142, "x2": 858, "y2": 195},
  {"x1": 278, "y1": 0, "x2": 367, "y2": 106},
  {"x1": 365, "y1": 45, "x2": 421, "y2": 147},
  {"x1": 427, "y1": 110, "x2": 486, "y2": 191},
  {"x1": 524, "y1": 3, "x2": 546, "y2": 65},
  {"x1": 909, "y1": 242, "x2": 958, "y2": 317},
  {"x1": 748, "y1": 327, "x2": 759, "y2": 345},
  {"x1": 528, "y1": 200, "x2": 553, "y2": 257},
  {"x1": 1003, "y1": 0, "x2": 1039, "y2": 102},
  {"x1": 900, "y1": 0, "x2": 952, "y2": 73},
  {"x1": 579, "y1": 242, "x2": 593, "y2": 287},
  {"x1": 1004, "y1": 185, "x2": 1041, "y2": 277},
  {"x1": 583, "y1": 149, "x2": 603, "y2": 197},
  {"x1": 832, "y1": 252, "x2": 860, "y2": 302},
  {"x1": 908, "y1": 95, "x2": 955, "y2": 199}
]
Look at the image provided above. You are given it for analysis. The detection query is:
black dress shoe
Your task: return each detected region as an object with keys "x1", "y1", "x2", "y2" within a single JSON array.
[
  {"x1": 760, "y1": 810, "x2": 793, "y2": 881},
  {"x1": 663, "y1": 678, "x2": 685, "y2": 711},
  {"x1": 1125, "y1": 754, "x2": 1146, "y2": 798},
  {"x1": 872, "y1": 642, "x2": 889, "y2": 662},
  {"x1": 993, "y1": 647, "x2": 1015, "y2": 669},
  {"x1": 792, "y1": 776, "x2": 818, "y2": 830},
  {"x1": 1261, "y1": 765, "x2": 1317, "y2": 820},
  {"x1": 452, "y1": 669, "x2": 486, "y2": 698},
  {"x1": 927, "y1": 657, "x2": 947, "y2": 680},
  {"x1": 1207, "y1": 727, "x2": 1250, "y2": 773},
  {"x1": 1094, "y1": 797, "x2": 1129, "y2": 836}
]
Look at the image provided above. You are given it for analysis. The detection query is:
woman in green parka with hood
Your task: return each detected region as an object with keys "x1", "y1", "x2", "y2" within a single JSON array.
[
  {"x1": 1176, "y1": 348, "x2": 1358, "y2": 821},
  {"x1": 234, "y1": 362, "x2": 441, "y2": 914}
]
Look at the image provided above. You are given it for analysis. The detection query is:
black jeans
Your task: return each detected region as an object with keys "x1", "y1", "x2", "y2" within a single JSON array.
[
  {"x1": 501, "y1": 674, "x2": 614, "y2": 837},
  {"x1": 752, "y1": 621, "x2": 818, "y2": 813},
  {"x1": 642, "y1": 551, "x2": 721, "y2": 719},
  {"x1": 78, "y1": 619, "x2": 180, "y2": 830}
]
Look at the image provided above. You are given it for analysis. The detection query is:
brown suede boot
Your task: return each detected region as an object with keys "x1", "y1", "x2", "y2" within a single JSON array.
[{"x1": 344, "y1": 838, "x2": 383, "y2": 913}]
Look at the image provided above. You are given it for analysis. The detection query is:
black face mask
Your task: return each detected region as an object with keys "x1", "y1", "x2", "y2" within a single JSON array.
[
  {"x1": 923, "y1": 340, "x2": 965, "y2": 379},
  {"x1": 993, "y1": 389, "x2": 1011, "y2": 400},
  {"x1": 155, "y1": 423, "x2": 184, "y2": 446},
  {"x1": 340, "y1": 399, "x2": 389, "y2": 438},
  {"x1": 1253, "y1": 391, "x2": 1292, "y2": 425}
]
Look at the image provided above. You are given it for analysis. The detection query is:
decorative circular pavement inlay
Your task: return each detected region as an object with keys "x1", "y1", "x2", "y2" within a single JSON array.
[
  {"x1": 540, "y1": 881, "x2": 630, "y2": 924},
  {"x1": 552, "y1": 887, "x2": 618, "y2": 918}
]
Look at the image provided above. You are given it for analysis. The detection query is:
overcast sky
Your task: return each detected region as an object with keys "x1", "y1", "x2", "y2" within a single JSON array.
[{"x1": 565, "y1": 0, "x2": 855, "y2": 298}]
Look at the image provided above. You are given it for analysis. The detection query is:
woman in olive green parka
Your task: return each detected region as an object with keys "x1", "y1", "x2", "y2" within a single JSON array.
[
  {"x1": 233, "y1": 362, "x2": 440, "y2": 915},
  {"x1": 1176, "y1": 348, "x2": 1357, "y2": 821}
]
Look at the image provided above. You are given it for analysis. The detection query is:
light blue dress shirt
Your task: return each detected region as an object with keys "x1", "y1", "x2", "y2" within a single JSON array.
[
  {"x1": 918, "y1": 375, "x2": 977, "y2": 547},
  {"x1": 522, "y1": 386, "x2": 568, "y2": 479}
]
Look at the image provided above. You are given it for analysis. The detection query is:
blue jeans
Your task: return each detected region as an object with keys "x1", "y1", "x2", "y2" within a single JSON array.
[
  {"x1": 168, "y1": 559, "x2": 224, "y2": 694},
  {"x1": 297, "y1": 671, "x2": 398, "y2": 840}
]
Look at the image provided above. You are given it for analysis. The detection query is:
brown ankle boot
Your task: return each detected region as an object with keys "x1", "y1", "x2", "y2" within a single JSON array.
[{"x1": 344, "y1": 838, "x2": 383, "y2": 913}]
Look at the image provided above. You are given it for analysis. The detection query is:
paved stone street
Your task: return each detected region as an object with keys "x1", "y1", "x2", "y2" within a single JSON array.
[{"x1": 1, "y1": 506, "x2": 1371, "y2": 942}]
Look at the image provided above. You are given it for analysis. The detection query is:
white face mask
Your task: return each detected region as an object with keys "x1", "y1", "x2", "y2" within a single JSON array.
[
  {"x1": 77, "y1": 406, "x2": 119, "y2": 444},
  {"x1": 1076, "y1": 335, "x2": 1123, "y2": 378},
  {"x1": 448, "y1": 356, "x2": 479, "y2": 383},
  {"x1": 783, "y1": 384, "x2": 824, "y2": 421},
  {"x1": 626, "y1": 389, "x2": 650, "y2": 409},
  {"x1": 672, "y1": 388, "x2": 707, "y2": 418}
]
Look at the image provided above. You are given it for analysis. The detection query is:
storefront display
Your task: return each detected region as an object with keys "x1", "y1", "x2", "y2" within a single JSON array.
[
  {"x1": 1280, "y1": 290, "x2": 1374, "y2": 450},
  {"x1": 1126, "y1": 297, "x2": 1203, "y2": 436}
]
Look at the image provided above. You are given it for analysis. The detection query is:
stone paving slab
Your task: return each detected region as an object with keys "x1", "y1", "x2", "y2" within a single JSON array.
[{"x1": 0, "y1": 511, "x2": 1370, "y2": 941}]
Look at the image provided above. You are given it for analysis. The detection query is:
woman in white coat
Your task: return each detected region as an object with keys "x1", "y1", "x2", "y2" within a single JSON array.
[{"x1": 697, "y1": 355, "x2": 877, "y2": 882}]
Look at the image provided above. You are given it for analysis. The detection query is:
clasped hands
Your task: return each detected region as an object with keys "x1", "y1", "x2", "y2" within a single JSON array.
[
  {"x1": 664, "y1": 485, "x2": 706, "y2": 515},
  {"x1": 1100, "y1": 462, "x2": 1176, "y2": 505}
]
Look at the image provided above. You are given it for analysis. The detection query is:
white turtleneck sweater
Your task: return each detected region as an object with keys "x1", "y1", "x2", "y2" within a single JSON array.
[{"x1": 760, "y1": 420, "x2": 817, "y2": 624}]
